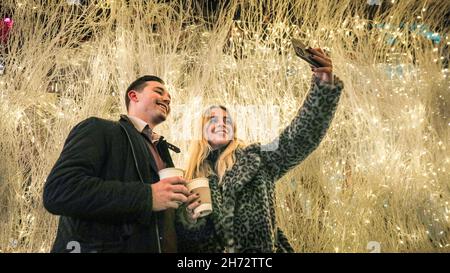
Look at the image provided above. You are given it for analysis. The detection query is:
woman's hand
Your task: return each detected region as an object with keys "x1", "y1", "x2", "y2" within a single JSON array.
[
  {"x1": 185, "y1": 192, "x2": 202, "y2": 222},
  {"x1": 308, "y1": 48, "x2": 333, "y2": 83}
]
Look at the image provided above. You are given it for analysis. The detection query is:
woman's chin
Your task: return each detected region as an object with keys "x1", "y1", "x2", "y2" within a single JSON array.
[{"x1": 209, "y1": 139, "x2": 231, "y2": 150}]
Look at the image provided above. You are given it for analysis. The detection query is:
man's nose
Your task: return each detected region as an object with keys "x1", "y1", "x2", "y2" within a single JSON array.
[{"x1": 162, "y1": 94, "x2": 171, "y2": 105}]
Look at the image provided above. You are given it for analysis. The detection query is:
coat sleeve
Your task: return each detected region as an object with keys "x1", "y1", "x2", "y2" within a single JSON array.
[
  {"x1": 174, "y1": 205, "x2": 217, "y2": 252},
  {"x1": 43, "y1": 117, "x2": 154, "y2": 225},
  {"x1": 259, "y1": 75, "x2": 344, "y2": 182}
]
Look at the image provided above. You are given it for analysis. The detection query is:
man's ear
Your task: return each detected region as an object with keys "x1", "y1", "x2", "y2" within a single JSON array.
[{"x1": 128, "y1": 90, "x2": 139, "y2": 103}]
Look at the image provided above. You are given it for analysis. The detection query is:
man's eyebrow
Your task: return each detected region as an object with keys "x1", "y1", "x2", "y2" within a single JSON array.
[{"x1": 155, "y1": 86, "x2": 171, "y2": 99}]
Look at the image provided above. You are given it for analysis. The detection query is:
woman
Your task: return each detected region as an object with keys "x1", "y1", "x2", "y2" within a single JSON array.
[{"x1": 176, "y1": 48, "x2": 344, "y2": 253}]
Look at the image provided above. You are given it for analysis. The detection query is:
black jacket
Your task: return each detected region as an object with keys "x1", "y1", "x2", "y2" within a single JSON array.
[{"x1": 43, "y1": 115, "x2": 177, "y2": 253}]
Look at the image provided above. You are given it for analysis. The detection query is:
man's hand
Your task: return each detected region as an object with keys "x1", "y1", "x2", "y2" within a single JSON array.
[
  {"x1": 308, "y1": 47, "x2": 333, "y2": 83},
  {"x1": 151, "y1": 176, "x2": 189, "y2": 211}
]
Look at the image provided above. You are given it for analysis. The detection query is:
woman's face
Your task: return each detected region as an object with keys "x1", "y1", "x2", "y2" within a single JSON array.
[{"x1": 204, "y1": 107, "x2": 234, "y2": 150}]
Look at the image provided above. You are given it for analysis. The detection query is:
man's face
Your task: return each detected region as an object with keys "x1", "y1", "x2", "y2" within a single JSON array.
[{"x1": 133, "y1": 81, "x2": 171, "y2": 126}]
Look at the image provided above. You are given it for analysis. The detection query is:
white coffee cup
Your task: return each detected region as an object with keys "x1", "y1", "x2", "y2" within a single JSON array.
[
  {"x1": 186, "y1": 177, "x2": 212, "y2": 217},
  {"x1": 158, "y1": 167, "x2": 184, "y2": 180},
  {"x1": 158, "y1": 167, "x2": 185, "y2": 205}
]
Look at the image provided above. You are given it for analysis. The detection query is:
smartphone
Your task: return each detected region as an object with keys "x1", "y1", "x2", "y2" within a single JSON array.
[{"x1": 291, "y1": 38, "x2": 322, "y2": 68}]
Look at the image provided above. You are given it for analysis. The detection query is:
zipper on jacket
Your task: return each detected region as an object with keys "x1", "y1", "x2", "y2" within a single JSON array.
[{"x1": 120, "y1": 123, "x2": 162, "y2": 253}]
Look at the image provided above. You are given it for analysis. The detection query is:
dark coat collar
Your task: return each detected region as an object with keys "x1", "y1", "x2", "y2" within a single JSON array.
[{"x1": 118, "y1": 115, "x2": 178, "y2": 181}]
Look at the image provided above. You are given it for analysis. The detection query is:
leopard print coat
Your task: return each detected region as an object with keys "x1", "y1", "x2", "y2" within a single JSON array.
[{"x1": 175, "y1": 76, "x2": 344, "y2": 253}]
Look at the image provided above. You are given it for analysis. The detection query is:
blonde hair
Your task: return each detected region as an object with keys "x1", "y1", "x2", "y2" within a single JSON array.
[{"x1": 185, "y1": 105, "x2": 245, "y2": 184}]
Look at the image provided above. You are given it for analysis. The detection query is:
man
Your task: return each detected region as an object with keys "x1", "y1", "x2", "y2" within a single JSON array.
[{"x1": 44, "y1": 75, "x2": 196, "y2": 253}]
